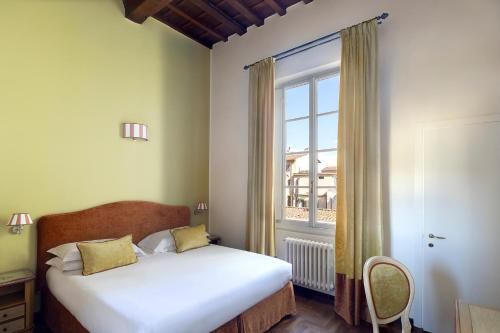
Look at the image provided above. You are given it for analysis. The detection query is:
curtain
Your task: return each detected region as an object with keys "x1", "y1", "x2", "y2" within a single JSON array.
[
  {"x1": 246, "y1": 57, "x2": 276, "y2": 256},
  {"x1": 334, "y1": 19, "x2": 383, "y2": 325}
]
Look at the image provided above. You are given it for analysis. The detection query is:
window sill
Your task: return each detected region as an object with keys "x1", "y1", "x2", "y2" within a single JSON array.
[{"x1": 276, "y1": 219, "x2": 335, "y2": 236}]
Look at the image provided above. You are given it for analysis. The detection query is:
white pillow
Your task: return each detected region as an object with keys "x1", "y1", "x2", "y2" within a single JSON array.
[
  {"x1": 138, "y1": 227, "x2": 210, "y2": 254},
  {"x1": 46, "y1": 257, "x2": 83, "y2": 272},
  {"x1": 47, "y1": 239, "x2": 146, "y2": 262},
  {"x1": 138, "y1": 230, "x2": 178, "y2": 254}
]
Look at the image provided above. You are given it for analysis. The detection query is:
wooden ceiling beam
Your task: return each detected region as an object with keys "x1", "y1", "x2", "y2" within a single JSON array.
[
  {"x1": 264, "y1": 0, "x2": 286, "y2": 16},
  {"x1": 226, "y1": 0, "x2": 264, "y2": 27},
  {"x1": 189, "y1": 0, "x2": 246, "y2": 35},
  {"x1": 165, "y1": 3, "x2": 227, "y2": 41},
  {"x1": 125, "y1": 0, "x2": 173, "y2": 23},
  {"x1": 126, "y1": 0, "x2": 309, "y2": 48},
  {"x1": 155, "y1": 14, "x2": 213, "y2": 48}
]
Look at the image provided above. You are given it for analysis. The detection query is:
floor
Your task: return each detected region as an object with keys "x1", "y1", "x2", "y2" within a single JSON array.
[
  {"x1": 36, "y1": 286, "x2": 422, "y2": 333},
  {"x1": 268, "y1": 287, "x2": 422, "y2": 332}
]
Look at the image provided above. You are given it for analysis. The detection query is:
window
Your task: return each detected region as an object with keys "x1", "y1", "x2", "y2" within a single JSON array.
[{"x1": 276, "y1": 70, "x2": 339, "y2": 228}]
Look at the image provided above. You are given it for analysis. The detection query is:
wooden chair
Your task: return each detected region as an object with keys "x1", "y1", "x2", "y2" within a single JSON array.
[{"x1": 363, "y1": 256, "x2": 415, "y2": 333}]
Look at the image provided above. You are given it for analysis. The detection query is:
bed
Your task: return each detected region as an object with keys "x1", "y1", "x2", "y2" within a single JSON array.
[{"x1": 36, "y1": 201, "x2": 296, "y2": 333}]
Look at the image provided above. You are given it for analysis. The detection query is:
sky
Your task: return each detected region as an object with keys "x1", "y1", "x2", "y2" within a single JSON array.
[{"x1": 285, "y1": 75, "x2": 339, "y2": 169}]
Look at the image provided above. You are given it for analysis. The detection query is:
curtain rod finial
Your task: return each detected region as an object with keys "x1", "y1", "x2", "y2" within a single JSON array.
[{"x1": 379, "y1": 12, "x2": 389, "y2": 20}]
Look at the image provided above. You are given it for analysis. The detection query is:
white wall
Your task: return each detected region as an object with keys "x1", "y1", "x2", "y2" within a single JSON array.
[{"x1": 210, "y1": 0, "x2": 500, "y2": 326}]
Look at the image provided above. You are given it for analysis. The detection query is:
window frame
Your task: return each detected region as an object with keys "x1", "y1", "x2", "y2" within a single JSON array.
[{"x1": 275, "y1": 68, "x2": 339, "y2": 230}]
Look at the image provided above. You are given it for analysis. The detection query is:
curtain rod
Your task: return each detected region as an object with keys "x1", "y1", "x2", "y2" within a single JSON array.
[{"x1": 243, "y1": 12, "x2": 389, "y2": 70}]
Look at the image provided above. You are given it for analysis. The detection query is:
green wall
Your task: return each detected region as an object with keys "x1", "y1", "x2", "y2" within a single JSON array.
[{"x1": 0, "y1": 0, "x2": 210, "y2": 273}]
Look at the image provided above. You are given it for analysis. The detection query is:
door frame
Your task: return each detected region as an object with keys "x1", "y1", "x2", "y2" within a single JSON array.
[{"x1": 414, "y1": 113, "x2": 500, "y2": 330}]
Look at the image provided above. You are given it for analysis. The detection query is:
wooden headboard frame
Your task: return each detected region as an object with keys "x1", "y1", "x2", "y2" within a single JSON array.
[{"x1": 36, "y1": 201, "x2": 190, "y2": 289}]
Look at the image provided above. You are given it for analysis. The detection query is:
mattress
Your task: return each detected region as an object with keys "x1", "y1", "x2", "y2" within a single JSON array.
[{"x1": 46, "y1": 245, "x2": 292, "y2": 333}]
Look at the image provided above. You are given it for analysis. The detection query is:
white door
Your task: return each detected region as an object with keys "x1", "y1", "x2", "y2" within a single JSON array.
[{"x1": 421, "y1": 116, "x2": 500, "y2": 333}]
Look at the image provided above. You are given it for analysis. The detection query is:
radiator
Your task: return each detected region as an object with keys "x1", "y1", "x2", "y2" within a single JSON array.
[{"x1": 285, "y1": 237, "x2": 334, "y2": 294}]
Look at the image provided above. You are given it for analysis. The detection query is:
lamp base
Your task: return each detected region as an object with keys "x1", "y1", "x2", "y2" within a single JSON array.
[{"x1": 9, "y1": 225, "x2": 23, "y2": 234}]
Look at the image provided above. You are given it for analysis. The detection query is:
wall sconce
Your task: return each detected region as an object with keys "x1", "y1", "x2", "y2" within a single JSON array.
[
  {"x1": 7, "y1": 213, "x2": 33, "y2": 234},
  {"x1": 194, "y1": 202, "x2": 208, "y2": 215},
  {"x1": 122, "y1": 123, "x2": 148, "y2": 141}
]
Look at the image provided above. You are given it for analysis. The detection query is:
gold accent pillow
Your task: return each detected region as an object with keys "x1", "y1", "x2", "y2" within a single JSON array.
[
  {"x1": 171, "y1": 224, "x2": 209, "y2": 253},
  {"x1": 77, "y1": 235, "x2": 138, "y2": 276}
]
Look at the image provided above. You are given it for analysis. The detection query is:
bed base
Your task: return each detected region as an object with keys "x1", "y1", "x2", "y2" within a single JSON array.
[{"x1": 42, "y1": 281, "x2": 296, "y2": 333}]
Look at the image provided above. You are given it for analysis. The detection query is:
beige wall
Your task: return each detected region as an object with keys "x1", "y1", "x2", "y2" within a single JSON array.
[
  {"x1": 210, "y1": 0, "x2": 500, "y2": 326},
  {"x1": 0, "y1": 0, "x2": 210, "y2": 272}
]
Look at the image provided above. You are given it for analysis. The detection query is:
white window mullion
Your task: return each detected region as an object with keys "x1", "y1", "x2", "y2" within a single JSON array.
[
  {"x1": 309, "y1": 77, "x2": 317, "y2": 228},
  {"x1": 313, "y1": 77, "x2": 319, "y2": 228},
  {"x1": 281, "y1": 90, "x2": 287, "y2": 221},
  {"x1": 275, "y1": 88, "x2": 285, "y2": 222}
]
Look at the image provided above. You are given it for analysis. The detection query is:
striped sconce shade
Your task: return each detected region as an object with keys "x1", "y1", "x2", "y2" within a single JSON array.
[
  {"x1": 7, "y1": 213, "x2": 33, "y2": 234},
  {"x1": 7, "y1": 213, "x2": 33, "y2": 226},
  {"x1": 123, "y1": 123, "x2": 148, "y2": 141},
  {"x1": 197, "y1": 202, "x2": 208, "y2": 211},
  {"x1": 194, "y1": 202, "x2": 208, "y2": 215}
]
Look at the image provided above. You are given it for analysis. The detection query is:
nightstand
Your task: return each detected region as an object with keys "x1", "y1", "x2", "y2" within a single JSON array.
[
  {"x1": 0, "y1": 270, "x2": 35, "y2": 333},
  {"x1": 207, "y1": 234, "x2": 221, "y2": 245}
]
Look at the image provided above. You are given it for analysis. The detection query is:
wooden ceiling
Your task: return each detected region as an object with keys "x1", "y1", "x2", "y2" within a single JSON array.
[{"x1": 122, "y1": 0, "x2": 314, "y2": 48}]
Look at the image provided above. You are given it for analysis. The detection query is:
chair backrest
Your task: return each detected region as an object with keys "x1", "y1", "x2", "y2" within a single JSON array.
[{"x1": 363, "y1": 256, "x2": 415, "y2": 325}]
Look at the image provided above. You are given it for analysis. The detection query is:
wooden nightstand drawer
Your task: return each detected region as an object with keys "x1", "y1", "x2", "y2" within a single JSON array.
[
  {"x1": 0, "y1": 305, "x2": 24, "y2": 324},
  {"x1": 0, "y1": 270, "x2": 34, "y2": 333},
  {"x1": 0, "y1": 317, "x2": 25, "y2": 333}
]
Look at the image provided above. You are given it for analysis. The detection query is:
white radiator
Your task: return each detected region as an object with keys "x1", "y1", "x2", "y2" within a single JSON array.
[{"x1": 285, "y1": 237, "x2": 334, "y2": 294}]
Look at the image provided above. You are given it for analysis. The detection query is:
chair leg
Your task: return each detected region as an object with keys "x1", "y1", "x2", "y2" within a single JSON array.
[
  {"x1": 401, "y1": 313, "x2": 412, "y2": 333},
  {"x1": 371, "y1": 322, "x2": 380, "y2": 333}
]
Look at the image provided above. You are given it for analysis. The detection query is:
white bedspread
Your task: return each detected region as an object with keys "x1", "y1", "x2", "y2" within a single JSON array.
[{"x1": 46, "y1": 245, "x2": 292, "y2": 333}]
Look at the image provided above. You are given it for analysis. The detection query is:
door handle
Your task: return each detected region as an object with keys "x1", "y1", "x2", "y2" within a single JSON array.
[{"x1": 429, "y1": 233, "x2": 446, "y2": 240}]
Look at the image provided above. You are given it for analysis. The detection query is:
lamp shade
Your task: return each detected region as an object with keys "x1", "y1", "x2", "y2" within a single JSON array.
[
  {"x1": 196, "y1": 202, "x2": 208, "y2": 211},
  {"x1": 123, "y1": 123, "x2": 148, "y2": 141},
  {"x1": 7, "y1": 213, "x2": 33, "y2": 226}
]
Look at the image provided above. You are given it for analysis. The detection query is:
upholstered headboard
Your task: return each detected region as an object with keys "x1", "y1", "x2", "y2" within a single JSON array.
[{"x1": 36, "y1": 201, "x2": 190, "y2": 289}]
